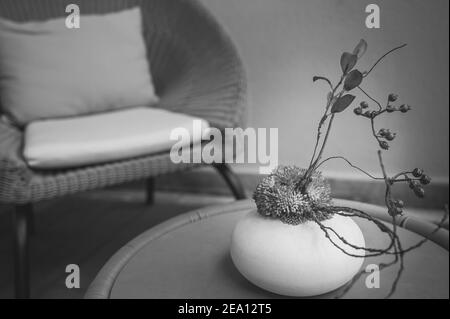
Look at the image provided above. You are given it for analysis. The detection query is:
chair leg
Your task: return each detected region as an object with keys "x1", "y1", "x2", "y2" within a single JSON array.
[
  {"x1": 26, "y1": 205, "x2": 35, "y2": 236},
  {"x1": 145, "y1": 178, "x2": 155, "y2": 205},
  {"x1": 13, "y1": 205, "x2": 31, "y2": 299},
  {"x1": 213, "y1": 163, "x2": 247, "y2": 200}
]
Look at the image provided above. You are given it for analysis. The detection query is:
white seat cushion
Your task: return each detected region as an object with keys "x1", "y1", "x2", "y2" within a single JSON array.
[{"x1": 23, "y1": 107, "x2": 210, "y2": 169}]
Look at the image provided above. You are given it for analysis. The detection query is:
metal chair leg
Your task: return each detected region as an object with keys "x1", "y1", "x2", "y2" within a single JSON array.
[
  {"x1": 146, "y1": 178, "x2": 155, "y2": 205},
  {"x1": 13, "y1": 205, "x2": 31, "y2": 299},
  {"x1": 213, "y1": 163, "x2": 247, "y2": 200}
]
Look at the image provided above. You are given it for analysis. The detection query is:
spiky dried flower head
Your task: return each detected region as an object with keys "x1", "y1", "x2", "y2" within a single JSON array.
[{"x1": 253, "y1": 166, "x2": 334, "y2": 225}]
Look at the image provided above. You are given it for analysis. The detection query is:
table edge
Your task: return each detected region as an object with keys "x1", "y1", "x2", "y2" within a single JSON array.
[
  {"x1": 84, "y1": 199, "x2": 448, "y2": 299},
  {"x1": 84, "y1": 200, "x2": 254, "y2": 299}
]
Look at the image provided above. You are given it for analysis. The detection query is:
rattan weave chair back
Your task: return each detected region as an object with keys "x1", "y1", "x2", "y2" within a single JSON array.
[{"x1": 0, "y1": 0, "x2": 246, "y2": 129}]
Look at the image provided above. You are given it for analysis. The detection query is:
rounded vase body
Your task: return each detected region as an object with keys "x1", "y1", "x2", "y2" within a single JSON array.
[{"x1": 230, "y1": 210, "x2": 365, "y2": 297}]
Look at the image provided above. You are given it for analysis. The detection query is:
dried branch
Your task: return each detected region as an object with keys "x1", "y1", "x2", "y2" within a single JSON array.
[
  {"x1": 364, "y1": 44, "x2": 408, "y2": 77},
  {"x1": 316, "y1": 156, "x2": 384, "y2": 180},
  {"x1": 358, "y1": 86, "x2": 383, "y2": 111}
]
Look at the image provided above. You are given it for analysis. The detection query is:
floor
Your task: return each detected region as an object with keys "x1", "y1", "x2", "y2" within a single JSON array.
[
  {"x1": 0, "y1": 188, "x2": 446, "y2": 299},
  {"x1": 0, "y1": 190, "x2": 232, "y2": 299}
]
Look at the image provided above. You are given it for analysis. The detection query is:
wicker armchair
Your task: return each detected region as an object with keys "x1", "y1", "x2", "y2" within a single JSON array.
[{"x1": 0, "y1": 0, "x2": 247, "y2": 298}]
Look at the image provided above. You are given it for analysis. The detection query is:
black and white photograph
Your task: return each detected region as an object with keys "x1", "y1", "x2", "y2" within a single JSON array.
[{"x1": 0, "y1": 0, "x2": 448, "y2": 304}]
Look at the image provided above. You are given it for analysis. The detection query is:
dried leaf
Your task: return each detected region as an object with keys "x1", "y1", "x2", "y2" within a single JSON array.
[
  {"x1": 340, "y1": 52, "x2": 357, "y2": 74},
  {"x1": 331, "y1": 94, "x2": 356, "y2": 113},
  {"x1": 313, "y1": 76, "x2": 333, "y2": 88},
  {"x1": 344, "y1": 70, "x2": 363, "y2": 91},
  {"x1": 353, "y1": 39, "x2": 368, "y2": 59}
]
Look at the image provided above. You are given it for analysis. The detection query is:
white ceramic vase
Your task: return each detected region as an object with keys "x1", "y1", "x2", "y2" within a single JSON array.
[{"x1": 230, "y1": 210, "x2": 365, "y2": 297}]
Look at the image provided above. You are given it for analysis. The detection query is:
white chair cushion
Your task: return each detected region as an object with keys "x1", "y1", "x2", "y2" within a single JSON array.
[
  {"x1": 23, "y1": 107, "x2": 210, "y2": 169},
  {"x1": 0, "y1": 7, "x2": 158, "y2": 126}
]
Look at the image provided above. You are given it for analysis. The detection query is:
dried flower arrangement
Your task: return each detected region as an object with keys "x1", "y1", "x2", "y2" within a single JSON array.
[{"x1": 253, "y1": 40, "x2": 448, "y2": 298}]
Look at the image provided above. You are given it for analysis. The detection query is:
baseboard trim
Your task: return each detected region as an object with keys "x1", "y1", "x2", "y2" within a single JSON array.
[{"x1": 143, "y1": 167, "x2": 449, "y2": 210}]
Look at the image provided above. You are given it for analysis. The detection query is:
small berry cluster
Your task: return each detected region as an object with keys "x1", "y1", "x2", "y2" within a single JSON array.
[
  {"x1": 354, "y1": 94, "x2": 411, "y2": 117},
  {"x1": 378, "y1": 128, "x2": 396, "y2": 141},
  {"x1": 387, "y1": 167, "x2": 432, "y2": 216},
  {"x1": 353, "y1": 93, "x2": 411, "y2": 150},
  {"x1": 408, "y1": 168, "x2": 432, "y2": 196},
  {"x1": 350, "y1": 85, "x2": 431, "y2": 218}
]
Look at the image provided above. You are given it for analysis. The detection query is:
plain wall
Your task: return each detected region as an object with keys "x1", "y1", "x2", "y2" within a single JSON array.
[{"x1": 199, "y1": 0, "x2": 449, "y2": 182}]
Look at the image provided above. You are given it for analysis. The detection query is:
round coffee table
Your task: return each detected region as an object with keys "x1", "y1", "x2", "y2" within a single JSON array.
[{"x1": 85, "y1": 200, "x2": 449, "y2": 299}]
